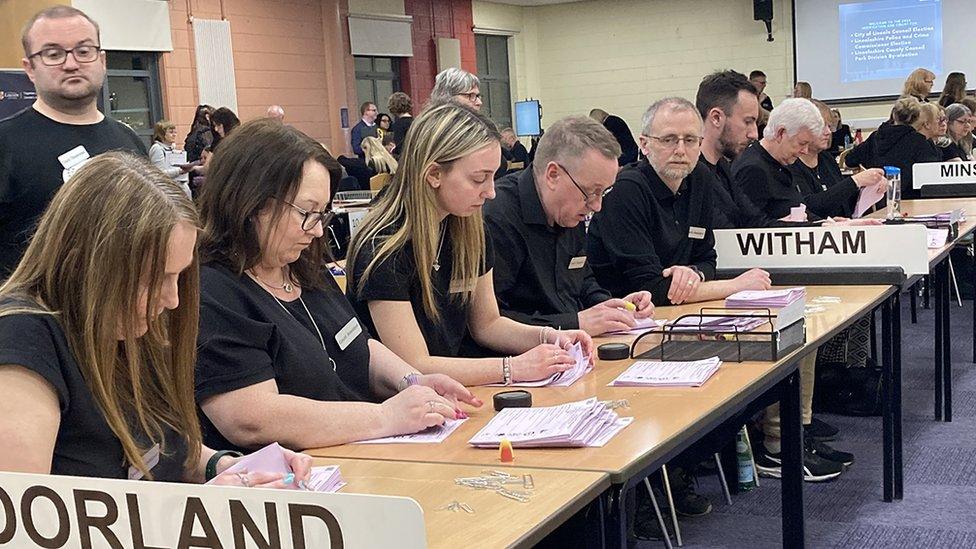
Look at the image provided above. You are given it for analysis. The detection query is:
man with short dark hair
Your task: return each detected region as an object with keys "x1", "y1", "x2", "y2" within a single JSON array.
[
  {"x1": 0, "y1": 5, "x2": 146, "y2": 275},
  {"x1": 350, "y1": 101, "x2": 378, "y2": 157},
  {"x1": 485, "y1": 116, "x2": 653, "y2": 336},
  {"x1": 749, "y1": 69, "x2": 774, "y2": 112}
]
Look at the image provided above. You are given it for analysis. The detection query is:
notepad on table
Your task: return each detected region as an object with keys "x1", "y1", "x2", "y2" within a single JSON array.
[{"x1": 609, "y1": 357, "x2": 722, "y2": 387}]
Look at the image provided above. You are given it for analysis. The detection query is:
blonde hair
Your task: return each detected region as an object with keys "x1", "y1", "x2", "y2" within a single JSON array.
[
  {"x1": 793, "y1": 81, "x2": 812, "y2": 99},
  {"x1": 0, "y1": 152, "x2": 202, "y2": 479},
  {"x1": 914, "y1": 102, "x2": 942, "y2": 133},
  {"x1": 362, "y1": 136, "x2": 398, "y2": 175},
  {"x1": 153, "y1": 120, "x2": 176, "y2": 143},
  {"x1": 347, "y1": 104, "x2": 500, "y2": 322},
  {"x1": 902, "y1": 68, "x2": 936, "y2": 100},
  {"x1": 891, "y1": 96, "x2": 922, "y2": 126}
]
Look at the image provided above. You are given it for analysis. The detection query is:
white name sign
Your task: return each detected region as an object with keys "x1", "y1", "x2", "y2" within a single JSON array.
[
  {"x1": 913, "y1": 161, "x2": 976, "y2": 189},
  {"x1": 715, "y1": 225, "x2": 929, "y2": 276},
  {"x1": 0, "y1": 471, "x2": 425, "y2": 548}
]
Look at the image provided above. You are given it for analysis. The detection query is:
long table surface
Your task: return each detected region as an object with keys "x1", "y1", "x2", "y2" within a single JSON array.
[
  {"x1": 867, "y1": 198, "x2": 976, "y2": 264},
  {"x1": 306, "y1": 285, "x2": 895, "y2": 483},
  {"x1": 319, "y1": 457, "x2": 609, "y2": 549}
]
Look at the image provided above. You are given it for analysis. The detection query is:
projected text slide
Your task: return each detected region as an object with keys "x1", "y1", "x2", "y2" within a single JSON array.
[{"x1": 839, "y1": 0, "x2": 942, "y2": 83}]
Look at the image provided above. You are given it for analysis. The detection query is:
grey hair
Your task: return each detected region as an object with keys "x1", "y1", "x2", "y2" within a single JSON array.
[
  {"x1": 946, "y1": 103, "x2": 972, "y2": 123},
  {"x1": 762, "y1": 98, "x2": 823, "y2": 139},
  {"x1": 428, "y1": 68, "x2": 480, "y2": 107},
  {"x1": 532, "y1": 116, "x2": 622, "y2": 179},
  {"x1": 640, "y1": 97, "x2": 702, "y2": 136}
]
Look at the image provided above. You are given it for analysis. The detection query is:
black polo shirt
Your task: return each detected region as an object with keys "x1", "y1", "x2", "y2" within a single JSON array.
[
  {"x1": 788, "y1": 151, "x2": 858, "y2": 218},
  {"x1": 348, "y1": 220, "x2": 494, "y2": 357},
  {"x1": 588, "y1": 160, "x2": 716, "y2": 306},
  {"x1": 732, "y1": 142, "x2": 822, "y2": 221},
  {"x1": 484, "y1": 168, "x2": 611, "y2": 328}
]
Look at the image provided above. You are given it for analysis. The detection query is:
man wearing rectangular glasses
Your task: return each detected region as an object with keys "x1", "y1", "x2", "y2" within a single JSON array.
[
  {"x1": 484, "y1": 116, "x2": 654, "y2": 336},
  {"x1": 0, "y1": 6, "x2": 146, "y2": 276}
]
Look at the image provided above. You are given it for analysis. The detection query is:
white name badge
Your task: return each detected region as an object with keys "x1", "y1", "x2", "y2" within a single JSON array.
[
  {"x1": 568, "y1": 256, "x2": 587, "y2": 270},
  {"x1": 58, "y1": 145, "x2": 91, "y2": 182},
  {"x1": 127, "y1": 443, "x2": 160, "y2": 480},
  {"x1": 335, "y1": 317, "x2": 363, "y2": 351},
  {"x1": 449, "y1": 279, "x2": 477, "y2": 294},
  {"x1": 688, "y1": 226, "x2": 706, "y2": 240}
]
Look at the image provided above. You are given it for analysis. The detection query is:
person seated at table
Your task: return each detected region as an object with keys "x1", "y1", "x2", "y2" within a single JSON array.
[
  {"x1": 945, "y1": 103, "x2": 974, "y2": 161},
  {"x1": 587, "y1": 96, "x2": 772, "y2": 307},
  {"x1": 927, "y1": 103, "x2": 967, "y2": 162},
  {"x1": 844, "y1": 97, "x2": 941, "y2": 200},
  {"x1": 346, "y1": 104, "x2": 593, "y2": 387},
  {"x1": 791, "y1": 99, "x2": 887, "y2": 219},
  {"x1": 0, "y1": 152, "x2": 309, "y2": 487},
  {"x1": 362, "y1": 136, "x2": 398, "y2": 175},
  {"x1": 829, "y1": 108, "x2": 853, "y2": 155},
  {"x1": 484, "y1": 115, "x2": 654, "y2": 336},
  {"x1": 194, "y1": 119, "x2": 480, "y2": 453}
]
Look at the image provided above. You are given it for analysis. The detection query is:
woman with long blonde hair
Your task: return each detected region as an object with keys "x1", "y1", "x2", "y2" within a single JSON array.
[
  {"x1": 902, "y1": 68, "x2": 936, "y2": 102},
  {"x1": 362, "y1": 135, "x2": 398, "y2": 174},
  {"x1": 0, "y1": 152, "x2": 309, "y2": 486},
  {"x1": 347, "y1": 103, "x2": 593, "y2": 386}
]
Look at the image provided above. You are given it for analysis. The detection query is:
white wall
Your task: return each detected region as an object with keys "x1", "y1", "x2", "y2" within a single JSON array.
[{"x1": 473, "y1": 0, "x2": 895, "y2": 135}]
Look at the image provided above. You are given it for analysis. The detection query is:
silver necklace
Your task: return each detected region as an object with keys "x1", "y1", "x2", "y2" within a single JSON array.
[
  {"x1": 249, "y1": 270, "x2": 335, "y2": 371},
  {"x1": 432, "y1": 225, "x2": 446, "y2": 272},
  {"x1": 251, "y1": 267, "x2": 294, "y2": 293}
]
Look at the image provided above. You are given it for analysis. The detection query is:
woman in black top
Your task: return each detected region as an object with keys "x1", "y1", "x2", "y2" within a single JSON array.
[
  {"x1": 943, "y1": 103, "x2": 972, "y2": 161},
  {"x1": 792, "y1": 100, "x2": 886, "y2": 219},
  {"x1": 828, "y1": 109, "x2": 852, "y2": 155},
  {"x1": 346, "y1": 104, "x2": 593, "y2": 387},
  {"x1": 388, "y1": 91, "x2": 414, "y2": 155},
  {"x1": 0, "y1": 152, "x2": 308, "y2": 486},
  {"x1": 196, "y1": 119, "x2": 479, "y2": 452},
  {"x1": 184, "y1": 104, "x2": 213, "y2": 162}
]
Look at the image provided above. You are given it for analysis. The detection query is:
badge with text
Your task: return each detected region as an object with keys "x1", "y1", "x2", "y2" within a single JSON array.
[
  {"x1": 127, "y1": 443, "x2": 160, "y2": 480},
  {"x1": 335, "y1": 317, "x2": 363, "y2": 351},
  {"x1": 58, "y1": 145, "x2": 91, "y2": 182},
  {"x1": 688, "y1": 226, "x2": 706, "y2": 240},
  {"x1": 449, "y1": 279, "x2": 477, "y2": 294},
  {"x1": 568, "y1": 256, "x2": 587, "y2": 270}
]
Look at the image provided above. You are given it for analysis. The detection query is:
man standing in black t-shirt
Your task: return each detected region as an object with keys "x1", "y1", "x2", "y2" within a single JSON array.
[{"x1": 0, "y1": 6, "x2": 147, "y2": 276}]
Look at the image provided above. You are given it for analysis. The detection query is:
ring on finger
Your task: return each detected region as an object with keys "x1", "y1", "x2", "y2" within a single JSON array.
[
  {"x1": 237, "y1": 471, "x2": 250, "y2": 488},
  {"x1": 427, "y1": 400, "x2": 436, "y2": 413},
  {"x1": 686, "y1": 280, "x2": 693, "y2": 286}
]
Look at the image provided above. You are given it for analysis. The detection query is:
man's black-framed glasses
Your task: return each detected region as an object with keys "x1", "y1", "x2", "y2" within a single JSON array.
[
  {"x1": 281, "y1": 200, "x2": 335, "y2": 231},
  {"x1": 555, "y1": 162, "x2": 613, "y2": 206},
  {"x1": 28, "y1": 45, "x2": 101, "y2": 67}
]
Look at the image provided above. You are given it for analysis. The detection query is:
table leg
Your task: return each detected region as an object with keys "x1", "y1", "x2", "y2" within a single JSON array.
[
  {"x1": 943, "y1": 260, "x2": 953, "y2": 423},
  {"x1": 881, "y1": 295, "x2": 894, "y2": 503},
  {"x1": 910, "y1": 281, "x2": 917, "y2": 324},
  {"x1": 924, "y1": 274, "x2": 930, "y2": 309},
  {"x1": 935, "y1": 262, "x2": 945, "y2": 421},
  {"x1": 892, "y1": 291, "x2": 904, "y2": 500},
  {"x1": 606, "y1": 486, "x2": 627, "y2": 549},
  {"x1": 780, "y1": 368, "x2": 805, "y2": 548}
]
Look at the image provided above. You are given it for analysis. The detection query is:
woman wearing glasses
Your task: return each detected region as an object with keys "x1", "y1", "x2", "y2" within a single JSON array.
[
  {"x1": 195, "y1": 119, "x2": 480, "y2": 452},
  {"x1": 346, "y1": 104, "x2": 593, "y2": 387}
]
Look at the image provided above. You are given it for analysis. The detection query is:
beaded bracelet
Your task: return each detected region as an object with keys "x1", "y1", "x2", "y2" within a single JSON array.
[{"x1": 502, "y1": 357, "x2": 513, "y2": 385}]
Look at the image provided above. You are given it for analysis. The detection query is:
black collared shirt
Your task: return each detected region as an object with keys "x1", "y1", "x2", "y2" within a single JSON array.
[
  {"x1": 484, "y1": 168, "x2": 611, "y2": 328},
  {"x1": 732, "y1": 142, "x2": 822, "y2": 221},
  {"x1": 588, "y1": 160, "x2": 716, "y2": 306},
  {"x1": 788, "y1": 151, "x2": 858, "y2": 218}
]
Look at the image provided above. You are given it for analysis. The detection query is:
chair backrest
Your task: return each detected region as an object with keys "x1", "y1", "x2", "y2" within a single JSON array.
[{"x1": 370, "y1": 172, "x2": 392, "y2": 192}]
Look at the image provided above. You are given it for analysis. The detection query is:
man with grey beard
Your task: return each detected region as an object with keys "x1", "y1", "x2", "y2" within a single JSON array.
[{"x1": 588, "y1": 97, "x2": 770, "y2": 307}]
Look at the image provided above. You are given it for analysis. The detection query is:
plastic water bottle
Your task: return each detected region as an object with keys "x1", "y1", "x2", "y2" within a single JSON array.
[
  {"x1": 843, "y1": 134, "x2": 852, "y2": 150},
  {"x1": 884, "y1": 166, "x2": 901, "y2": 220},
  {"x1": 736, "y1": 427, "x2": 757, "y2": 491}
]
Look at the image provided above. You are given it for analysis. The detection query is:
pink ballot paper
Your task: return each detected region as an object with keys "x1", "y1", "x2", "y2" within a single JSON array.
[
  {"x1": 606, "y1": 317, "x2": 664, "y2": 335},
  {"x1": 487, "y1": 342, "x2": 591, "y2": 387},
  {"x1": 354, "y1": 418, "x2": 467, "y2": 444},
  {"x1": 204, "y1": 442, "x2": 345, "y2": 492},
  {"x1": 609, "y1": 357, "x2": 722, "y2": 387},
  {"x1": 853, "y1": 184, "x2": 886, "y2": 218},
  {"x1": 468, "y1": 398, "x2": 632, "y2": 448}
]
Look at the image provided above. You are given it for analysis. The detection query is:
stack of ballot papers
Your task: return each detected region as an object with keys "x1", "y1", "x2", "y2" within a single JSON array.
[
  {"x1": 606, "y1": 317, "x2": 665, "y2": 335},
  {"x1": 488, "y1": 342, "x2": 591, "y2": 387},
  {"x1": 667, "y1": 315, "x2": 769, "y2": 333},
  {"x1": 725, "y1": 287, "x2": 806, "y2": 308},
  {"x1": 354, "y1": 418, "x2": 467, "y2": 444},
  {"x1": 609, "y1": 357, "x2": 722, "y2": 387},
  {"x1": 205, "y1": 443, "x2": 346, "y2": 492},
  {"x1": 468, "y1": 398, "x2": 633, "y2": 448}
]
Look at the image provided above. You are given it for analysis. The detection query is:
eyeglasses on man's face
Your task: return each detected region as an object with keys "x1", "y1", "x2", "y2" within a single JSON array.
[
  {"x1": 28, "y1": 44, "x2": 101, "y2": 67},
  {"x1": 555, "y1": 163, "x2": 613, "y2": 206},
  {"x1": 281, "y1": 200, "x2": 335, "y2": 231},
  {"x1": 644, "y1": 135, "x2": 704, "y2": 149}
]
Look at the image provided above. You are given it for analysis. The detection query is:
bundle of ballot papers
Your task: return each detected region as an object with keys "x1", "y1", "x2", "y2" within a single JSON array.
[
  {"x1": 468, "y1": 398, "x2": 632, "y2": 448},
  {"x1": 725, "y1": 287, "x2": 806, "y2": 308},
  {"x1": 205, "y1": 443, "x2": 345, "y2": 492},
  {"x1": 667, "y1": 315, "x2": 769, "y2": 333},
  {"x1": 609, "y1": 357, "x2": 722, "y2": 387},
  {"x1": 487, "y1": 342, "x2": 591, "y2": 388}
]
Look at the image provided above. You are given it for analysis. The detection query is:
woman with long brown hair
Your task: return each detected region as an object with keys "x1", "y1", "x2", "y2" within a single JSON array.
[{"x1": 0, "y1": 152, "x2": 309, "y2": 486}]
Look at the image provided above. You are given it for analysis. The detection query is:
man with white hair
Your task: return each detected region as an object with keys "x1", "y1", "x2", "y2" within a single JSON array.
[
  {"x1": 731, "y1": 98, "x2": 824, "y2": 220},
  {"x1": 588, "y1": 97, "x2": 771, "y2": 307},
  {"x1": 266, "y1": 104, "x2": 285, "y2": 122}
]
